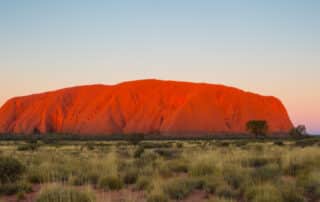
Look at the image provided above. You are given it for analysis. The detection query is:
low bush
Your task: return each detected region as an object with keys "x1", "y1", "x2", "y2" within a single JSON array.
[
  {"x1": 244, "y1": 183, "x2": 284, "y2": 202},
  {"x1": 244, "y1": 156, "x2": 275, "y2": 168},
  {"x1": 158, "y1": 163, "x2": 171, "y2": 177},
  {"x1": 274, "y1": 141, "x2": 284, "y2": 146},
  {"x1": 0, "y1": 181, "x2": 32, "y2": 196},
  {"x1": 176, "y1": 142, "x2": 183, "y2": 148},
  {"x1": 141, "y1": 142, "x2": 172, "y2": 149},
  {"x1": 116, "y1": 147, "x2": 131, "y2": 158},
  {"x1": 17, "y1": 143, "x2": 39, "y2": 151},
  {"x1": 234, "y1": 141, "x2": 249, "y2": 147},
  {"x1": 134, "y1": 146, "x2": 145, "y2": 158},
  {"x1": 162, "y1": 178, "x2": 204, "y2": 200},
  {"x1": 279, "y1": 181, "x2": 305, "y2": 202},
  {"x1": 295, "y1": 139, "x2": 319, "y2": 147},
  {"x1": 285, "y1": 161, "x2": 306, "y2": 176},
  {"x1": 135, "y1": 151, "x2": 159, "y2": 167},
  {"x1": 136, "y1": 176, "x2": 150, "y2": 190},
  {"x1": 154, "y1": 149, "x2": 179, "y2": 159},
  {"x1": 189, "y1": 161, "x2": 215, "y2": 177},
  {"x1": 98, "y1": 176, "x2": 123, "y2": 190},
  {"x1": 85, "y1": 143, "x2": 95, "y2": 151},
  {"x1": 203, "y1": 175, "x2": 225, "y2": 194},
  {"x1": 69, "y1": 171, "x2": 99, "y2": 186},
  {"x1": 36, "y1": 186, "x2": 95, "y2": 202},
  {"x1": 27, "y1": 171, "x2": 43, "y2": 184},
  {"x1": 250, "y1": 163, "x2": 281, "y2": 182},
  {"x1": 0, "y1": 156, "x2": 25, "y2": 183},
  {"x1": 215, "y1": 142, "x2": 231, "y2": 147},
  {"x1": 123, "y1": 167, "x2": 139, "y2": 185},
  {"x1": 168, "y1": 160, "x2": 188, "y2": 173},
  {"x1": 223, "y1": 166, "x2": 250, "y2": 189},
  {"x1": 215, "y1": 183, "x2": 239, "y2": 199},
  {"x1": 297, "y1": 171, "x2": 320, "y2": 200}
]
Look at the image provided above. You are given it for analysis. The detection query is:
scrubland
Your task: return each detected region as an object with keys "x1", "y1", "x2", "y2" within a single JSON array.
[{"x1": 0, "y1": 138, "x2": 320, "y2": 202}]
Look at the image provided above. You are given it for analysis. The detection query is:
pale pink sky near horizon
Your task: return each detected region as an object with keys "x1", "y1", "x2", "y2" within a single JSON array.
[{"x1": 0, "y1": 1, "x2": 319, "y2": 134}]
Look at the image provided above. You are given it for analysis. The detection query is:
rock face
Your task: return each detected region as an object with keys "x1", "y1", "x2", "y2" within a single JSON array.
[{"x1": 0, "y1": 79, "x2": 293, "y2": 136}]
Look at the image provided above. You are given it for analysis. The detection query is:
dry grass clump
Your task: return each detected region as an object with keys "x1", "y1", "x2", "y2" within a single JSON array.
[
  {"x1": 135, "y1": 175, "x2": 150, "y2": 190},
  {"x1": 162, "y1": 177, "x2": 204, "y2": 200},
  {"x1": 244, "y1": 183, "x2": 283, "y2": 202},
  {"x1": 0, "y1": 156, "x2": 25, "y2": 183},
  {"x1": 297, "y1": 171, "x2": 320, "y2": 200},
  {"x1": 146, "y1": 176, "x2": 168, "y2": 202},
  {"x1": 98, "y1": 175, "x2": 123, "y2": 190},
  {"x1": 36, "y1": 185, "x2": 95, "y2": 202}
]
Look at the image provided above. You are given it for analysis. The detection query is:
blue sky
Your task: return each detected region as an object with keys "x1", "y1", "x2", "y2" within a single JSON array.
[{"x1": 0, "y1": 0, "x2": 319, "y2": 133}]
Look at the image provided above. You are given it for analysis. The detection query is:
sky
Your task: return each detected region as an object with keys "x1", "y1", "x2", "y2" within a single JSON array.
[{"x1": 0, "y1": 0, "x2": 319, "y2": 134}]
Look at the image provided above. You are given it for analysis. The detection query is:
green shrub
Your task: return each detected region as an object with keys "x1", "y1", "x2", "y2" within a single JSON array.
[
  {"x1": 285, "y1": 158, "x2": 316, "y2": 177},
  {"x1": 223, "y1": 166, "x2": 250, "y2": 189},
  {"x1": 117, "y1": 147, "x2": 131, "y2": 158},
  {"x1": 36, "y1": 186, "x2": 95, "y2": 202},
  {"x1": 28, "y1": 172, "x2": 43, "y2": 184},
  {"x1": 203, "y1": 175, "x2": 225, "y2": 194},
  {"x1": 279, "y1": 181, "x2": 305, "y2": 202},
  {"x1": 190, "y1": 161, "x2": 215, "y2": 177},
  {"x1": 135, "y1": 151, "x2": 159, "y2": 167},
  {"x1": 244, "y1": 183, "x2": 283, "y2": 202},
  {"x1": 136, "y1": 176, "x2": 150, "y2": 190},
  {"x1": 0, "y1": 156, "x2": 25, "y2": 183},
  {"x1": 176, "y1": 142, "x2": 183, "y2": 148},
  {"x1": 216, "y1": 142, "x2": 231, "y2": 147},
  {"x1": 158, "y1": 163, "x2": 171, "y2": 177},
  {"x1": 168, "y1": 160, "x2": 188, "y2": 173},
  {"x1": 244, "y1": 156, "x2": 274, "y2": 168},
  {"x1": 141, "y1": 142, "x2": 172, "y2": 149},
  {"x1": 163, "y1": 178, "x2": 204, "y2": 200},
  {"x1": 0, "y1": 183, "x2": 20, "y2": 195},
  {"x1": 0, "y1": 181, "x2": 32, "y2": 196},
  {"x1": 234, "y1": 141, "x2": 249, "y2": 147},
  {"x1": 297, "y1": 172, "x2": 320, "y2": 200},
  {"x1": 251, "y1": 163, "x2": 281, "y2": 182},
  {"x1": 123, "y1": 167, "x2": 139, "y2": 185},
  {"x1": 98, "y1": 176, "x2": 123, "y2": 190},
  {"x1": 17, "y1": 143, "x2": 39, "y2": 151},
  {"x1": 274, "y1": 141, "x2": 284, "y2": 146},
  {"x1": 154, "y1": 149, "x2": 179, "y2": 159},
  {"x1": 295, "y1": 139, "x2": 319, "y2": 147},
  {"x1": 70, "y1": 171, "x2": 99, "y2": 186},
  {"x1": 85, "y1": 143, "x2": 95, "y2": 151},
  {"x1": 215, "y1": 182, "x2": 239, "y2": 199},
  {"x1": 134, "y1": 146, "x2": 145, "y2": 158}
]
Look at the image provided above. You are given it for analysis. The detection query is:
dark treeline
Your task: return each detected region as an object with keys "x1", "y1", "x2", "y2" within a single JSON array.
[{"x1": 0, "y1": 132, "x2": 317, "y2": 142}]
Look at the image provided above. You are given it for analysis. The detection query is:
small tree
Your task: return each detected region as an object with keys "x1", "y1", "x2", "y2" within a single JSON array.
[
  {"x1": 246, "y1": 120, "x2": 268, "y2": 138},
  {"x1": 289, "y1": 125, "x2": 307, "y2": 137}
]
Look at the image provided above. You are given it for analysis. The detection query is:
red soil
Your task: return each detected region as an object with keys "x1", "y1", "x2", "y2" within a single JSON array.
[{"x1": 0, "y1": 79, "x2": 293, "y2": 136}]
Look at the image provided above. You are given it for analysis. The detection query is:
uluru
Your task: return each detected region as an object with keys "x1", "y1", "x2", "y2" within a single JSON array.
[{"x1": 0, "y1": 79, "x2": 293, "y2": 136}]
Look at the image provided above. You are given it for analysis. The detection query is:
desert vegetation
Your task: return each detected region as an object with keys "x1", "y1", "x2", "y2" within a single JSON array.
[{"x1": 0, "y1": 137, "x2": 319, "y2": 202}]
